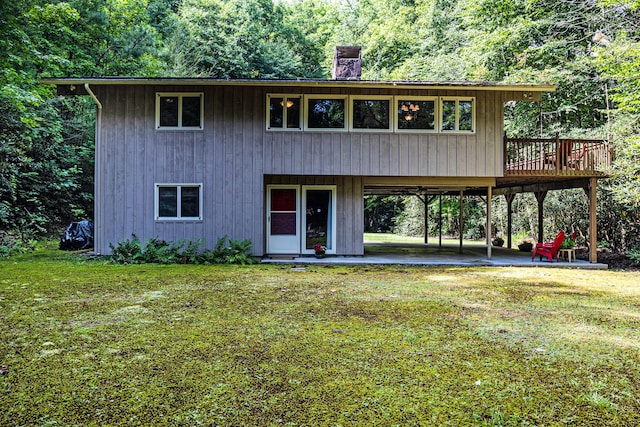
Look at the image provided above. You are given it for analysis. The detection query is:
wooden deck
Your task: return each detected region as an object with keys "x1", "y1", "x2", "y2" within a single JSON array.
[{"x1": 504, "y1": 135, "x2": 611, "y2": 177}]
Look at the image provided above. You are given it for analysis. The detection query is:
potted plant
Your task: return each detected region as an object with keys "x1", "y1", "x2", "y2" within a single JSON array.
[
  {"x1": 313, "y1": 243, "x2": 326, "y2": 258},
  {"x1": 561, "y1": 235, "x2": 576, "y2": 250},
  {"x1": 518, "y1": 241, "x2": 533, "y2": 252},
  {"x1": 492, "y1": 237, "x2": 504, "y2": 247}
]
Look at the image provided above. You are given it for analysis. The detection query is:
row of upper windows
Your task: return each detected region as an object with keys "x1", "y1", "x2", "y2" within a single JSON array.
[
  {"x1": 267, "y1": 95, "x2": 476, "y2": 133},
  {"x1": 154, "y1": 92, "x2": 475, "y2": 134}
]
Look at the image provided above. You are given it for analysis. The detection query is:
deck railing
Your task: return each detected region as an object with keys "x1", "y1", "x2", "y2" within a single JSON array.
[{"x1": 504, "y1": 134, "x2": 611, "y2": 176}]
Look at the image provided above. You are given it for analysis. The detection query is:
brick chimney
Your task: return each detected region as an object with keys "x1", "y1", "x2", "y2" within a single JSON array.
[{"x1": 332, "y1": 46, "x2": 362, "y2": 80}]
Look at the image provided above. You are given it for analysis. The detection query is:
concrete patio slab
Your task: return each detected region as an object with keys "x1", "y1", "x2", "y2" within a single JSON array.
[{"x1": 262, "y1": 243, "x2": 608, "y2": 269}]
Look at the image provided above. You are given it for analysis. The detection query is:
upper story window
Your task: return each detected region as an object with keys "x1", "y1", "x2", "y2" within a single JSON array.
[
  {"x1": 396, "y1": 98, "x2": 437, "y2": 132},
  {"x1": 155, "y1": 184, "x2": 202, "y2": 220},
  {"x1": 266, "y1": 94, "x2": 475, "y2": 134},
  {"x1": 267, "y1": 95, "x2": 301, "y2": 130},
  {"x1": 156, "y1": 93, "x2": 204, "y2": 130},
  {"x1": 351, "y1": 96, "x2": 392, "y2": 131},
  {"x1": 441, "y1": 97, "x2": 475, "y2": 132},
  {"x1": 305, "y1": 95, "x2": 348, "y2": 131}
]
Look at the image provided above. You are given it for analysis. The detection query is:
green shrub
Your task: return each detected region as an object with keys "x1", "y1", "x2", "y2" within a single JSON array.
[
  {"x1": 108, "y1": 235, "x2": 256, "y2": 265},
  {"x1": 109, "y1": 234, "x2": 145, "y2": 264},
  {"x1": 205, "y1": 236, "x2": 256, "y2": 265},
  {"x1": 142, "y1": 237, "x2": 181, "y2": 264},
  {"x1": 0, "y1": 234, "x2": 37, "y2": 258},
  {"x1": 226, "y1": 238, "x2": 255, "y2": 265}
]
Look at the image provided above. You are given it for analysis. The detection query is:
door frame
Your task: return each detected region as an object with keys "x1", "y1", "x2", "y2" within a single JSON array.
[
  {"x1": 265, "y1": 184, "x2": 337, "y2": 255},
  {"x1": 301, "y1": 185, "x2": 337, "y2": 255},
  {"x1": 266, "y1": 185, "x2": 300, "y2": 254}
]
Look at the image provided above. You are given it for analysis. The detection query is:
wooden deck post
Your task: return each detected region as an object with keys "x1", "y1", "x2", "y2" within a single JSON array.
[
  {"x1": 459, "y1": 191, "x2": 464, "y2": 254},
  {"x1": 422, "y1": 195, "x2": 436, "y2": 244},
  {"x1": 589, "y1": 178, "x2": 598, "y2": 263},
  {"x1": 534, "y1": 191, "x2": 547, "y2": 242},
  {"x1": 439, "y1": 195, "x2": 443, "y2": 248},
  {"x1": 487, "y1": 186, "x2": 492, "y2": 259},
  {"x1": 415, "y1": 194, "x2": 427, "y2": 244},
  {"x1": 554, "y1": 133, "x2": 561, "y2": 173},
  {"x1": 424, "y1": 195, "x2": 428, "y2": 244},
  {"x1": 504, "y1": 193, "x2": 515, "y2": 249}
]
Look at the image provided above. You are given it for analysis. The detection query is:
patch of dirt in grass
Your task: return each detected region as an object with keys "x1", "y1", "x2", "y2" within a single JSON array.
[{"x1": 575, "y1": 248, "x2": 639, "y2": 271}]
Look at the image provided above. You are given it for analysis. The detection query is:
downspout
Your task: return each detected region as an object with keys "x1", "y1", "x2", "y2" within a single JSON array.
[{"x1": 85, "y1": 83, "x2": 103, "y2": 255}]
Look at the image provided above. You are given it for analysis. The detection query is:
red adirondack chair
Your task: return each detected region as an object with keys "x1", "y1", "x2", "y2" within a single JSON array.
[
  {"x1": 566, "y1": 143, "x2": 587, "y2": 170},
  {"x1": 544, "y1": 142, "x2": 586, "y2": 170},
  {"x1": 532, "y1": 231, "x2": 565, "y2": 263}
]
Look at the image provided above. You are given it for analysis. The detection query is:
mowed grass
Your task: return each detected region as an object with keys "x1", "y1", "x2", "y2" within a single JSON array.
[{"x1": 2, "y1": 247, "x2": 640, "y2": 426}]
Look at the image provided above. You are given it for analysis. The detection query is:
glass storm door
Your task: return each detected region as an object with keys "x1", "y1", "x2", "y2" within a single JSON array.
[
  {"x1": 267, "y1": 186, "x2": 300, "y2": 254},
  {"x1": 302, "y1": 186, "x2": 336, "y2": 255}
]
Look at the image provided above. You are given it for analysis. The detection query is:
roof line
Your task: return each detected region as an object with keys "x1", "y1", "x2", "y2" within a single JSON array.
[{"x1": 40, "y1": 77, "x2": 556, "y2": 92}]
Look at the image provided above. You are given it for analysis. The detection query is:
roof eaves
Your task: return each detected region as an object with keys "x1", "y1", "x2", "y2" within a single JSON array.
[{"x1": 40, "y1": 77, "x2": 557, "y2": 92}]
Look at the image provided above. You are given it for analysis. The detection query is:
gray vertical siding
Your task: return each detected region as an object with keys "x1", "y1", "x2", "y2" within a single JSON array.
[{"x1": 93, "y1": 85, "x2": 508, "y2": 255}]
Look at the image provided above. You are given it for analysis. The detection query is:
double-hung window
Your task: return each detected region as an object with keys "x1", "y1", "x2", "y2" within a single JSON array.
[
  {"x1": 156, "y1": 93, "x2": 204, "y2": 130},
  {"x1": 266, "y1": 94, "x2": 302, "y2": 130},
  {"x1": 155, "y1": 184, "x2": 203, "y2": 220},
  {"x1": 440, "y1": 97, "x2": 475, "y2": 132}
]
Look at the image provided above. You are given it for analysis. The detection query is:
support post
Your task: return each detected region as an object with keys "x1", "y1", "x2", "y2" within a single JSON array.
[
  {"x1": 439, "y1": 194, "x2": 443, "y2": 248},
  {"x1": 421, "y1": 195, "x2": 436, "y2": 245},
  {"x1": 487, "y1": 186, "x2": 492, "y2": 260},
  {"x1": 589, "y1": 178, "x2": 598, "y2": 263},
  {"x1": 459, "y1": 191, "x2": 464, "y2": 254},
  {"x1": 416, "y1": 194, "x2": 427, "y2": 244},
  {"x1": 424, "y1": 196, "x2": 428, "y2": 244},
  {"x1": 504, "y1": 193, "x2": 515, "y2": 249},
  {"x1": 534, "y1": 191, "x2": 547, "y2": 242},
  {"x1": 555, "y1": 133, "x2": 561, "y2": 172}
]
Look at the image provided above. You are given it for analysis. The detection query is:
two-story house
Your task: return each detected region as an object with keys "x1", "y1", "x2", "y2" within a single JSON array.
[{"x1": 43, "y1": 49, "x2": 609, "y2": 262}]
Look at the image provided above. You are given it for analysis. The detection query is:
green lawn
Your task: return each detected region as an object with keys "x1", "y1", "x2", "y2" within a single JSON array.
[
  {"x1": 364, "y1": 232, "x2": 487, "y2": 246},
  {"x1": 2, "y1": 246, "x2": 640, "y2": 426}
]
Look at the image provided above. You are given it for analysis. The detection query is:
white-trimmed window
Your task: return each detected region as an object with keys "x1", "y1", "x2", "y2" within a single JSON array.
[
  {"x1": 440, "y1": 97, "x2": 475, "y2": 133},
  {"x1": 156, "y1": 93, "x2": 204, "y2": 130},
  {"x1": 266, "y1": 94, "x2": 302, "y2": 130},
  {"x1": 350, "y1": 96, "x2": 393, "y2": 132},
  {"x1": 395, "y1": 97, "x2": 437, "y2": 132},
  {"x1": 304, "y1": 95, "x2": 348, "y2": 131},
  {"x1": 155, "y1": 184, "x2": 203, "y2": 220}
]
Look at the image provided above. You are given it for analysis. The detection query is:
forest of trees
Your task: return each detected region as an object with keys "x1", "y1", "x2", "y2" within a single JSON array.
[{"x1": 1, "y1": 0, "x2": 639, "y2": 254}]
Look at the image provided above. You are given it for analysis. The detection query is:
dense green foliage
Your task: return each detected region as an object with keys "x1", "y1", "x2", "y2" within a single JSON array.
[
  {"x1": 0, "y1": 0, "x2": 164, "y2": 242},
  {"x1": 1, "y1": 0, "x2": 639, "y2": 251},
  {"x1": 109, "y1": 235, "x2": 256, "y2": 264}
]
